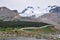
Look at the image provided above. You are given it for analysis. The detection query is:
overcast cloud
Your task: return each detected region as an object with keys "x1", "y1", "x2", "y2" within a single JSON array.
[{"x1": 0, "y1": 0, "x2": 60, "y2": 12}]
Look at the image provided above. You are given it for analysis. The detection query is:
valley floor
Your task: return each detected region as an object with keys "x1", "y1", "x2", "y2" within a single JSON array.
[{"x1": 0, "y1": 25, "x2": 60, "y2": 40}]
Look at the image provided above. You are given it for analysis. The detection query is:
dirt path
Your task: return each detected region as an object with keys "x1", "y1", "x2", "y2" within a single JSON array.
[{"x1": 20, "y1": 25, "x2": 52, "y2": 31}]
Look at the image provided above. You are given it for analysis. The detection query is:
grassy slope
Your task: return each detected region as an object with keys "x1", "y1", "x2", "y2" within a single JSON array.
[
  {"x1": 0, "y1": 25, "x2": 59, "y2": 38},
  {"x1": 24, "y1": 27, "x2": 58, "y2": 33}
]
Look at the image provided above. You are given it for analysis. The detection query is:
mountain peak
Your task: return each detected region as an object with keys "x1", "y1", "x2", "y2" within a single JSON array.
[
  {"x1": 0, "y1": 7, "x2": 10, "y2": 10},
  {"x1": 21, "y1": 6, "x2": 34, "y2": 13},
  {"x1": 0, "y1": 7, "x2": 7, "y2": 9},
  {"x1": 27, "y1": 6, "x2": 34, "y2": 9},
  {"x1": 20, "y1": 6, "x2": 49, "y2": 18},
  {"x1": 49, "y1": 6, "x2": 60, "y2": 13},
  {"x1": 0, "y1": 6, "x2": 20, "y2": 21}
]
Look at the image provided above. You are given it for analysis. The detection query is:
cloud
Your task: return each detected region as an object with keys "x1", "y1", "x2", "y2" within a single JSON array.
[{"x1": 0, "y1": 0, "x2": 60, "y2": 12}]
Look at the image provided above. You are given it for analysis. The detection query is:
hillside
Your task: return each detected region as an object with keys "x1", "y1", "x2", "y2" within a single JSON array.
[
  {"x1": 0, "y1": 6, "x2": 60, "y2": 30},
  {"x1": 0, "y1": 7, "x2": 21, "y2": 21},
  {"x1": 37, "y1": 6, "x2": 60, "y2": 30}
]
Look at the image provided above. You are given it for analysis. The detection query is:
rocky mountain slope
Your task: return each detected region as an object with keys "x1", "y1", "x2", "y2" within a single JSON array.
[
  {"x1": 0, "y1": 7, "x2": 21, "y2": 21},
  {"x1": 0, "y1": 6, "x2": 60, "y2": 30},
  {"x1": 0, "y1": 6, "x2": 36, "y2": 21},
  {"x1": 37, "y1": 6, "x2": 60, "y2": 30}
]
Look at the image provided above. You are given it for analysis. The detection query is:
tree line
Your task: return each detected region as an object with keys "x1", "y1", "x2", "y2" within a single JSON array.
[{"x1": 0, "y1": 20, "x2": 49, "y2": 28}]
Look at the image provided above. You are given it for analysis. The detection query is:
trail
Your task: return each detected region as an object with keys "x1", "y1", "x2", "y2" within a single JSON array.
[{"x1": 20, "y1": 25, "x2": 52, "y2": 31}]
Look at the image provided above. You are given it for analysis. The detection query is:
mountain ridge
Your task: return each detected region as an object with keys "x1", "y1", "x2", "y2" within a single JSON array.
[{"x1": 0, "y1": 6, "x2": 60, "y2": 30}]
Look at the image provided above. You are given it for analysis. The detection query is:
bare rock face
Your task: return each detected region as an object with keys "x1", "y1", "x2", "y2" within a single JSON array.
[
  {"x1": 0, "y1": 6, "x2": 36, "y2": 22},
  {"x1": 37, "y1": 6, "x2": 60, "y2": 30},
  {"x1": 0, "y1": 7, "x2": 21, "y2": 21}
]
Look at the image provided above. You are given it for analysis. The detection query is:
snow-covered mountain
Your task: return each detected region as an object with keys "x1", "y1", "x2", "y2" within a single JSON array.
[
  {"x1": 20, "y1": 5, "x2": 60, "y2": 30},
  {"x1": 19, "y1": 6, "x2": 56, "y2": 18},
  {"x1": 0, "y1": 6, "x2": 60, "y2": 30},
  {"x1": 37, "y1": 5, "x2": 60, "y2": 30}
]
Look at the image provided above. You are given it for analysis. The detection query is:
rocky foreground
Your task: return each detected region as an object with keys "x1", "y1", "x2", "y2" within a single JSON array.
[{"x1": 0, "y1": 26, "x2": 60, "y2": 40}]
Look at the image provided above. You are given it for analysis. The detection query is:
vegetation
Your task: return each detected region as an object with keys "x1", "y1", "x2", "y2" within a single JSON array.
[
  {"x1": 0, "y1": 25, "x2": 58, "y2": 39},
  {"x1": 0, "y1": 20, "x2": 49, "y2": 28},
  {"x1": 24, "y1": 26, "x2": 57, "y2": 33},
  {"x1": 0, "y1": 20, "x2": 59, "y2": 40}
]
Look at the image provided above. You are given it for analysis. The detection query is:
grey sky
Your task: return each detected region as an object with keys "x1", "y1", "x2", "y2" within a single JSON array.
[{"x1": 0, "y1": 0, "x2": 60, "y2": 12}]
